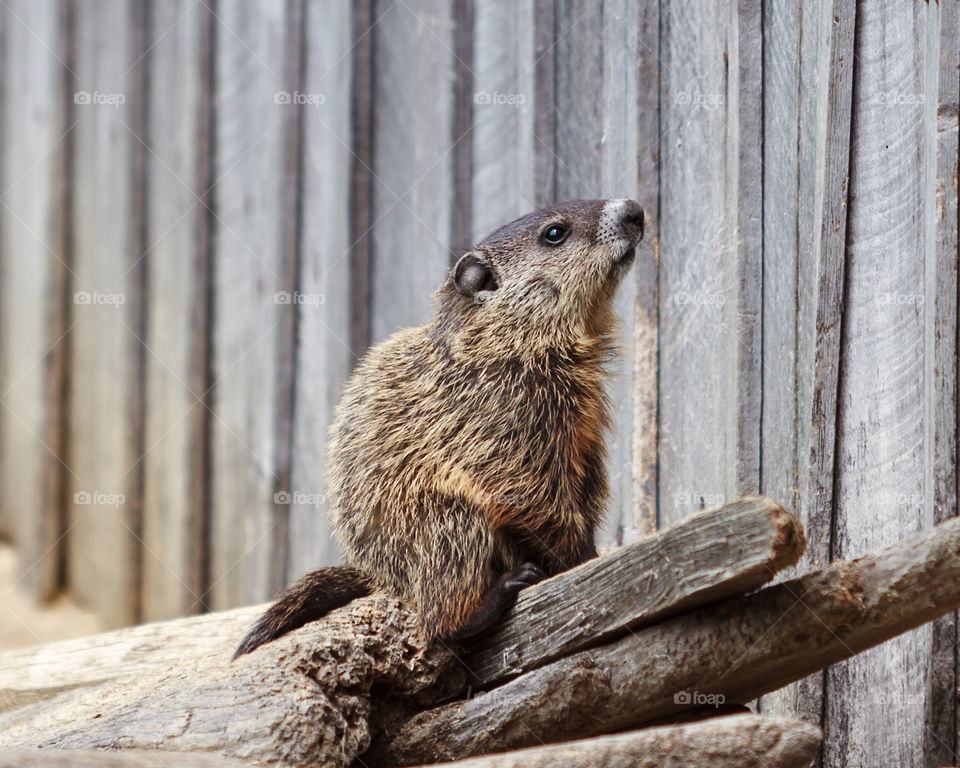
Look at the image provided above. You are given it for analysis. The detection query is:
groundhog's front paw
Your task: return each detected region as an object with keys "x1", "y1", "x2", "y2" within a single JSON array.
[{"x1": 499, "y1": 562, "x2": 547, "y2": 595}]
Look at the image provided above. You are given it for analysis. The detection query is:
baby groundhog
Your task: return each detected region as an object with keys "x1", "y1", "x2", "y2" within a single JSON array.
[{"x1": 235, "y1": 198, "x2": 644, "y2": 657}]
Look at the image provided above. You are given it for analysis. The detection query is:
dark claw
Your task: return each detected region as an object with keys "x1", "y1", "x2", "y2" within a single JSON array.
[{"x1": 500, "y1": 562, "x2": 546, "y2": 593}]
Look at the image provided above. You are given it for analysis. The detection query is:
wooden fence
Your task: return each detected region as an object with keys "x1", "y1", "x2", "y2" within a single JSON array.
[{"x1": 0, "y1": 1, "x2": 956, "y2": 766}]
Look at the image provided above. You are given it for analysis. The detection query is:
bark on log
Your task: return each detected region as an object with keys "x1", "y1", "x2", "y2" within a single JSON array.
[
  {"x1": 0, "y1": 597, "x2": 455, "y2": 768},
  {"x1": 416, "y1": 714, "x2": 821, "y2": 768},
  {"x1": 462, "y1": 496, "x2": 804, "y2": 687},
  {"x1": 369, "y1": 514, "x2": 960, "y2": 766}
]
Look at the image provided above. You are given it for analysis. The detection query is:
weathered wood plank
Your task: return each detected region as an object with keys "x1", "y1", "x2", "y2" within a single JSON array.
[
  {"x1": 368, "y1": 0, "x2": 455, "y2": 343},
  {"x1": 67, "y1": 0, "x2": 147, "y2": 628},
  {"x1": 0, "y1": 0, "x2": 69, "y2": 601},
  {"x1": 631, "y1": 0, "x2": 660, "y2": 536},
  {"x1": 416, "y1": 715, "x2": 822, "y2": 768},
  {"x1": 470, "y1": 0, "x2": 540, "y2": 239},
  {"x1": 927, "y1": 3, "x2": 960, "y2": 764},
  {"x1": 657, "y1": 0, "x2": 762, "y2": 527},
  {"x1": 779, "y1": 0, "x2": 857, "y2": 732},
  {"x1": 140, "y1": 0, "x2": 213, "y2": 622},
  {"x1": 284, "y1": 0, "x2": 354, "y2": 579},
  {"x1": 825, "y1": 4, "x2": 939, "y2": 767},
  {"x1": 209, "y1": 0, "x2": 300, "y2": 609},
  {"x1": 0, "y1": 596, "x2": 452, "y2": 768},
  {"x1": 755, "y1": 0, "x2": 801, "y2": 724},
  {"x1": 460, "y1": 497, "x2": 804, "y2": 688},
  {"x1": 372, "y1": 514, "x2": 960, "y2": 765}
]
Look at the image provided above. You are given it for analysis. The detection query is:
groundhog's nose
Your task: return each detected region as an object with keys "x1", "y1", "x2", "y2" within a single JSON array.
[{"x1": 619, "y1": 200, "x2": 645, "y2": 243}]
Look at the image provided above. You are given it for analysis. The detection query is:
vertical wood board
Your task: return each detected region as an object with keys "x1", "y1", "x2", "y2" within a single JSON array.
[
  {"x1": 209, "y1": 0, "x2": 299, "y2": 609},
  {"x1": 825, "y1": 4, "x2": 939, "y2": 766},
  {"x1": 140, "y1": 0, "x2": 213, "y2": 621},
  {"x1": 0, "y1": 0, "x2": 69, "y2": 601},
  {"x1": 67, "y1": 0, "x2": 147, "y2": 627},
  {"x1": 286, "y1": 0, "x2": 354, "y2": 579}
]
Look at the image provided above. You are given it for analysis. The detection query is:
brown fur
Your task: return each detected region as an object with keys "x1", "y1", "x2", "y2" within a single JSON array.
[{"x1": 235, "y1": 199, "x2": 644, "y2": 656}]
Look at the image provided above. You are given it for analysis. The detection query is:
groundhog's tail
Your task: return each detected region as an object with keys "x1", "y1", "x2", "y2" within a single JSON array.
[{"x1": 232, "y1": 566, "x2": 371, "y2": 658}]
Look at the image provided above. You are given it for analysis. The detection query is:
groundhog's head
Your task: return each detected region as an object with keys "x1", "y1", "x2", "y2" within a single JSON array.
[{"x1": 435, "y1": 199, "x2": 644, "y2": 357}]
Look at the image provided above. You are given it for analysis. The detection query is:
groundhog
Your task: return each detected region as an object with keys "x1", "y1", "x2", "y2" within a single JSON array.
[{"x1": 234, "y1": 198, "x2": 644, "y2": 657}]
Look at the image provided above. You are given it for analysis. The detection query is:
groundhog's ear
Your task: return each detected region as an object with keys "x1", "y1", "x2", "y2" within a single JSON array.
[{"x1": 454, "y1": 251, "x2": 499, "y2": 300}]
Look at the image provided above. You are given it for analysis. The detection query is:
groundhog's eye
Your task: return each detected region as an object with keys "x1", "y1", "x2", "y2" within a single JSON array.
[{"x1": 541, "y1": 223, "x2": 570, "y2": 246}]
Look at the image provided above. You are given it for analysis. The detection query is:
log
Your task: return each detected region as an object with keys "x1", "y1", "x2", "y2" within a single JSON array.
[
  {"x1": 0, "y1": 752, "x2": 252, "y2": 768},
  {"x1": 0, "y1": 597, "x2": 455, "y2": 768},
  {"x1": 0, "y1": 605, "x2": 264, "y2": 712},
  {"x1": 417, "y1": 714, "x2": 821, "y2": 768},
  {"x1": 0, "y1": 497, "x2": 802, "y2": 708},
  {"x1": 462, "y1": 496, "x2": 804, "y2": 687},
  {"x1": 369, "y1": 514, "x2": 960, "y2": 765}
]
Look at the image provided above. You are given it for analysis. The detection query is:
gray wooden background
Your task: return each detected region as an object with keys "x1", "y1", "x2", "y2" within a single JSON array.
[{"x1": 0, "y1": 1, "x2": 956, "y2": 765}]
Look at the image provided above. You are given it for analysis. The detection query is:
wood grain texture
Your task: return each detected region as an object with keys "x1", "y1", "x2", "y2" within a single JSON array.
[
  {"x1": 208, "y1": 0, "x2": 299, "y2": 609},
  {"x1": 754, "y1": 0, "x2": 801, "y2": 723},
  {"x1": 470, "y1": 0, "x2": 539, "y2": 239},
  {"x1": 140, "y1": 0, "x2": 213, "y2": 622},
  {"x1": 773, "y1": 0, "x2": 857, "y2": 732},
  {"x1": 284, "y1": 0, "x2": 354, "y2": 581},
  {"x1": 415, "y1": 715, "x2": 821, "y2": 768},
  {"x1": 67, "y1": 0, "x2": 147, "y2": 628},
  {"x1": 0, "y1": 596, "x2": 454, "y2": 768},
  {"x1": 631, "y1": 0, "x2": 660, "y2": 536},
  {"x1": 825, "y1": 4, "x2": 940, "y2": 767},
  {"x1": 927, "y1": 3, "x2": 960, "y2": 765},
  {"x1": 368, "y1": 0, "x2": 455, "y2": 343},
  {"x1": 0, "y1": 0, "x2": 69, "y2": 601},
  {"x1": 372, "y1": 515, "x2": 960, "y2": 766},
  {"x1": 657, "y1": 0, "x2": 762, "y2": 527},
  {"x1": 460, "y1": 497, "x2": 804, "y2": 688}
]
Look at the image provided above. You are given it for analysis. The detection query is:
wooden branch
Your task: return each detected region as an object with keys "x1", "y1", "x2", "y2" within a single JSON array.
[
  {"x1": 415, "y1": 714, "x2": 821, "y2": 768},
  {"x1": 462, "y1": 496, "x2": 804, "y2": 687},
  {"x1": 369, "y1": 514, "x2": 960, "y2": 766},
  {"x1": 0, "y1": 597, "x2": 455, "y2": 768}
]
